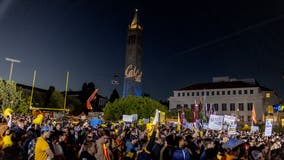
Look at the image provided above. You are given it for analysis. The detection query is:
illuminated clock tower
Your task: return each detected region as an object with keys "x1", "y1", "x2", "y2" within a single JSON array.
[{"x1": 123, "y1": 9, "x2": 143, "y2": 97}]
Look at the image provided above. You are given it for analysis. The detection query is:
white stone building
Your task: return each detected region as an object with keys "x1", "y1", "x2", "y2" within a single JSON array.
[{"x1": 168, "y1": 76, "x2": 281, "y2": 124}]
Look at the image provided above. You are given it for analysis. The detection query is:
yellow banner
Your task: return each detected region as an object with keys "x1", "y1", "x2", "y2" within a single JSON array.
[{"x1": 159, "y1": 111, "x2": 166, "y2": 124}]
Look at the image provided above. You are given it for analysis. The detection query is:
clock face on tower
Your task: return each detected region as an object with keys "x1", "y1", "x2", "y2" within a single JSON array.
[{"x1": 125, "y1": 64, "x2": 142, "y2": 83}]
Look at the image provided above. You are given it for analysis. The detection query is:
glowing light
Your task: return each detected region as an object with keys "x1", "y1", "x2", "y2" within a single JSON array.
[{"x1": 265, "y1": 93, "x2": 270, "y2": 98}]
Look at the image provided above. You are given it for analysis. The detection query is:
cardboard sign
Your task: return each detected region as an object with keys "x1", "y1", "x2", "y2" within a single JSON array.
[
  {"x1": 228, "y1": 124, "x2": 237, "y2": 135},
  {"x1": 208, "y1": 115, "x2": 224, "y2": 130}
]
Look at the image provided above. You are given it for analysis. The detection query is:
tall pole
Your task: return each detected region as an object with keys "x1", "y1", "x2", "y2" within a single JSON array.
[
  {"x1": 29, "y1": 70, "x2": 36, "y2": 109},
  {"x1": 63, "y1": 71, "x2": 69, "y2": 111},
  {"x1": 5, "y1": 57, "x2": 20, "y2": 81}
]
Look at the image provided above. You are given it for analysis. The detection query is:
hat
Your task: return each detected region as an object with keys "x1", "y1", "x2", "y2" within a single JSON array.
[{"x1": 41, "y1": 125, "x2": 52, "y2": 132}]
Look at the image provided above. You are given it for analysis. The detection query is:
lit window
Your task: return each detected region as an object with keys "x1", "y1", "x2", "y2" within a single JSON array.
[{"x1": 266, "y1": 93, "x2": 270, "y2": 98}]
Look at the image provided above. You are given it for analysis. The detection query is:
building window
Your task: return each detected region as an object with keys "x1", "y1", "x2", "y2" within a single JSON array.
[
  {"x1": 240, "y1": 116, "x2": 244, "y2": 122},
  {"x1": 184, "y1": 104, "x2": 188, "y2": 108},
  {"x1": 177, "y1": 104, "x2": 181, "y2": 109},
  {"x1": 206, "y1": 104, "x2": 210, "y2": 111},
  {"x1": 247, "y1": 116, "x2": 251, "y2": 122},
  {"x1": 190, "y1": 104, "x2": 195, "y2": 110},
  {"x1": 250, "y1": 90, "x2": 254, "y2": 94},
  {"x1": 247, "y1": 103, "x2": 253, "y2": 111},
  {"x1": 206, "y1": 91, "x2": 209, "y2": 96},
  {"x1": 230, "y1": 103, "x2": 235, "y2": 111},
  {"x1": 177, "y1": 93, "x2": 180, "y2": 97},
  {"x1": 128, "y1": 35, "x2": 136, "y2": 44},
  {"x1": 192, "y1": 92, "x2": 195, "y2": 96},
  {"x1": 227, "y1": 90, "x2": 231, "y2": 95},
  {"x1": 182, "y1": 92, "x2": 185, "y2": 96},
  {"x1": 266, "y1": 93, "x2": 271, "y2": 98},
  {"x1": 233, "y1": 90, "x2": 236, "y2": 95},
  {"x1": 197, "y1": 92, "x2": 200, "y2": 96},
  {"x1": 222, "y1": 103, "x2": 227, "y2": 111},
  {"x1": 187, "y1": 92, "x2": 190, "y2": 96},
  {"x1": 214, "y1": 104, "x2": 219, "y2": 111},
  {"x1": 244, "y1": 90, "x2": 248, "y2": 94},
  {"x1": 211, "y1": 91, "x2": 215, "y2": 95},
  {"x1": 238, "y1": 90, "x2": 242, "y2": 95},
  {"x1": 222, "y1": 91, "x2": 225, "y2": 95},
  {"x1": 217, "y1": 91, "x2": 220, "y2": 95},
  {"x1": 201, "y1": 92, "x2": 204, "y2": 96},
  {"x1": 239, "y1": 103, "x2": 244, "y2": 111}
]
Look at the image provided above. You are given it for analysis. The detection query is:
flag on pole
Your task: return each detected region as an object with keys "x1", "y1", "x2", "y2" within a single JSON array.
[
  {"x1": 181, "y1": 105, "x2": 185, "y2": 125},
  {"x1": 194, "y1": 100, "x2": 198, "y2": 122},
  {"x1": 177, "y1": 112, "x2": 181, "y2": 131},
  {"x1": 252, "y1": 104, "x2": 257, "y2": 124},
  {"x1": 153, "y1": 109, "x2": 159, "y2": 125},
  {"x1": 86, "y1": 89, "x2": 98, "y2": 110}
]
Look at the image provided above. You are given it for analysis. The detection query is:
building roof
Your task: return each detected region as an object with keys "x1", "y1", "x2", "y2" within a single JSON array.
[{"x1": 177, "y1": 81, "x2": 272, "y2": 91}]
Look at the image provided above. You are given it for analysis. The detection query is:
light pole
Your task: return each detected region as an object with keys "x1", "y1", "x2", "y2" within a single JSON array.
[{"x1": 5, "y1": 57, "x2": 20, "y2": 81}]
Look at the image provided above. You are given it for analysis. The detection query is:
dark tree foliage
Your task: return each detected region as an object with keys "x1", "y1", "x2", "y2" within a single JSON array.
[{"x1": 45, "y1": 86, "x2": 55, "y2": 107}]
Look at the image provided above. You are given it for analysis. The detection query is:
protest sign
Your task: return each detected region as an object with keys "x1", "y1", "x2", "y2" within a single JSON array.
[
  {"x1": 90, "y1": 119, "x2": 102, "y2": 127},
  {"x1": 251, "y1": 126, "x2": 259, "y2": 133},
  {"x1": 224, "y1": 115, "x2": 236, "y2": 126},
  {"x1": 264, "y1": 119, "x2": 273, "y2": 137},
  {"x1": 208, "y1": 115, "x2": 224, "y2": 130},
  {"x1": 123, "y1": 115, "x2": 133, "y2": 122},
  {"x1": 228, "y1": 124, "x2": 237, "y2": 135}
]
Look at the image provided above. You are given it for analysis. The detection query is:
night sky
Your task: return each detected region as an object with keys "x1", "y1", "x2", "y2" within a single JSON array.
[{"x1": 0, "y1": 0, "x2": 284, "y2": 101}]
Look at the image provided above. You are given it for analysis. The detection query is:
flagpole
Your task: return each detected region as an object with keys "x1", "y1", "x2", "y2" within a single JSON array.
[
  {"x1": 29, "y1": 70, "x2": 36, "y2": 109},
  {"x1": 63, "y1": 71, "x2": 69, "y2": 111}
]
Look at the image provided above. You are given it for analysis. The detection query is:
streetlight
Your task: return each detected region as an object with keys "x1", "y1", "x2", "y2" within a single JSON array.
[{"x1": 5, "y1": 57, "x2": 20, "y2": 81}]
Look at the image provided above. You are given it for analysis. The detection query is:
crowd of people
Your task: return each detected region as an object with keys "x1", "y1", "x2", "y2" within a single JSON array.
[{"x1": 0, "y1": 113, "x2": 284, "y2": 160}]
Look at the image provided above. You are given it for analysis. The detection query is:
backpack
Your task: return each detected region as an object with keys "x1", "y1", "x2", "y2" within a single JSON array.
[{"x1": 27, "y1": 138, "x2": 38, "y2": 160}]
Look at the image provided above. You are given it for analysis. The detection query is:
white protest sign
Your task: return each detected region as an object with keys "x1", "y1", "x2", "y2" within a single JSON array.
[
  {"x1": 228, "y1": 124, "x2": 237, "y2": 135},
  {"x1": 131, "y1": 114, "x2": 138, "y2": 122},
  {"x1": 152, "y1": 109, "x2": 159, "y2": 125},
  {"x1": 123, "y1": 115, "x2": 133, "y2": 122},
  {"x1": 202, "y1": 123, "x2": 208, "y2": 130},
  {"x1": 208, "y1": 115, "x2": 224, "y2": 130},
  {"x1": 224, "y1": 115, "x2": 236, "y2": 126},
  {"x1": 264, "y1": 119, "x2": 273, "y2": 136},
  {"x1": 251, "y1": 126, "x2": 259, "y2": 133}
]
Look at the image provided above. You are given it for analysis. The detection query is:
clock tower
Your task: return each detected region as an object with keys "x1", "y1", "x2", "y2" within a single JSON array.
[{"x1": 122, "y1": 9, "x2": 143, "y2": 97}]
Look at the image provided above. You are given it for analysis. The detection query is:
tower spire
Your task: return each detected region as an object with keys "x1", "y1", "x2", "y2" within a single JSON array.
[{"x1": 130, "y1": 9, "x2": 142, "y2": 30}]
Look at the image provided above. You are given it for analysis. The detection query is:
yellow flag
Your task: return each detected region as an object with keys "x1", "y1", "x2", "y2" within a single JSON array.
[
  {"x1": 177, "y1": 112, "x2": 181, "y2": 131},
  {"x1": 159, "y1": 111, "x2": 166, "y2": 125}
]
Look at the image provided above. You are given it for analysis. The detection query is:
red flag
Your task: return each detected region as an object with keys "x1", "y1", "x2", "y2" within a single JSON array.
[
  {"x1": 252, "y1": 104, "x2": 257, "y2": 124},
  {"x1": 194, "y1": 100, "x2": 198, "y2": 122},
  {"x1": 86, "y1": 89, "x2": 98, "y2": 110}
]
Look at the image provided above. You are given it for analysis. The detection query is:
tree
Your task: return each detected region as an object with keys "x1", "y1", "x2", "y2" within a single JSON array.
[
  {"x1": 103, "y1": 96, "x2": 168, "y2": 121},
  {"x1": 109, "y1": 89, "x2": 120, "y2": 103},
  {"x1": 45, "y1": 86, "x2": 55, "y2": 106},
  {"x1": 167, "y1": 108, "x2": 203, "y2": 122},
  {"x1": 47, "y1": 91, "x2": 64, "y2": 108},
  {"x1": 0, "y1": 78, "x2": 29, "y2": 114},
  {"x1": 68, "y1": 96, "x2": 83, "y2": 115}
]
